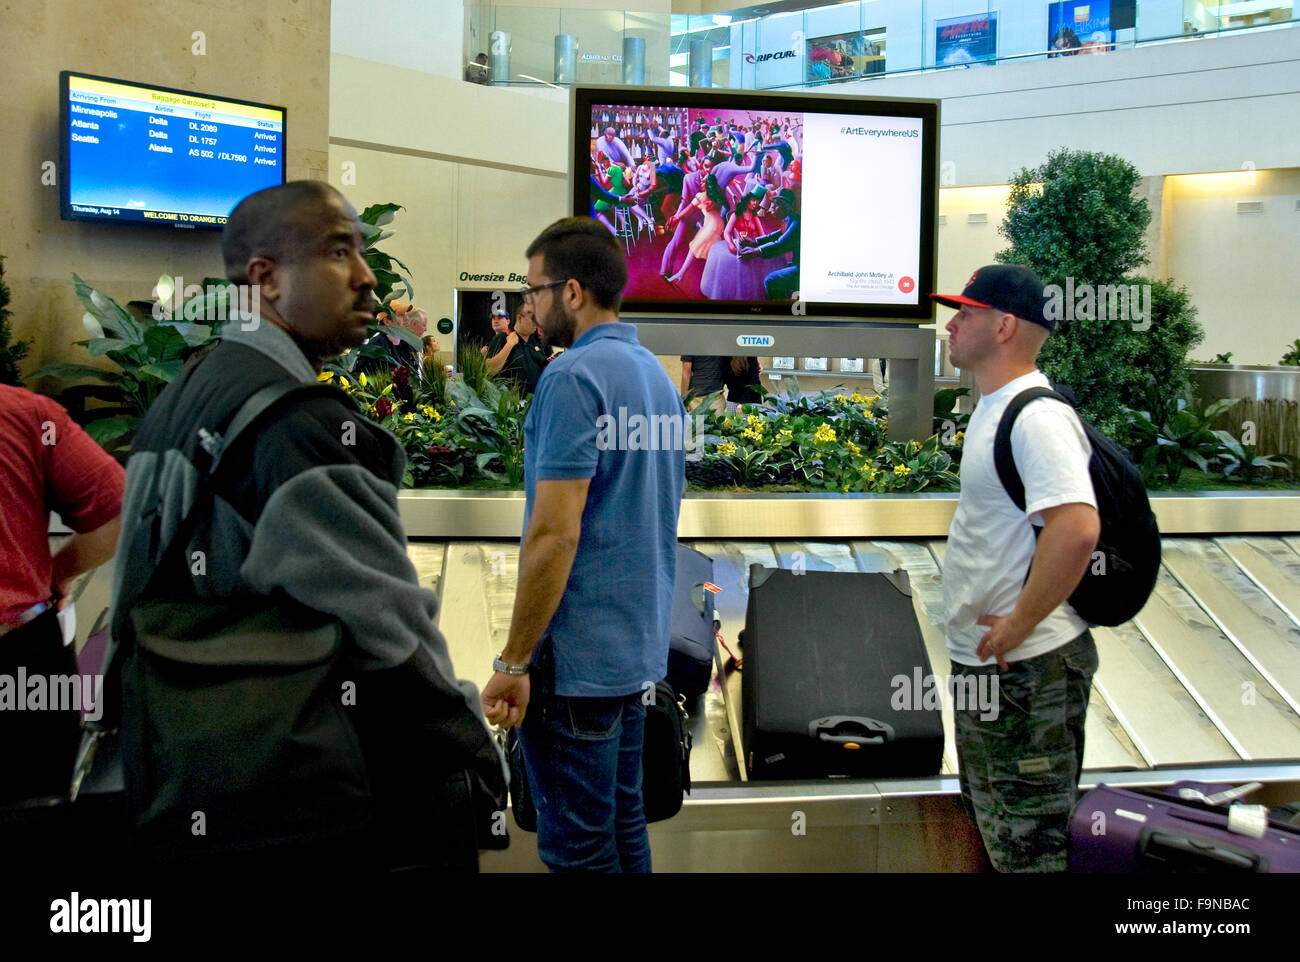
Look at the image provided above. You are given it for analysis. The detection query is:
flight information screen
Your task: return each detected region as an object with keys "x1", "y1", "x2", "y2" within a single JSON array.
[{"x1": 61, "y1": 72, "x2": 285, "y2": 228}]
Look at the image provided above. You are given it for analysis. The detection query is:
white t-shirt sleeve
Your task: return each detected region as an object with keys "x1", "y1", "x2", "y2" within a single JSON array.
[{"x1": 1010, "y1": 401, "x2": 1097, "y2": 524}]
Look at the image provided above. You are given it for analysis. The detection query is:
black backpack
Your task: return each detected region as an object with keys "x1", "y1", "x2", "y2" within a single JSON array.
[{"x1": 993, "y1": 386, "x2": 1161, "y2": 627}]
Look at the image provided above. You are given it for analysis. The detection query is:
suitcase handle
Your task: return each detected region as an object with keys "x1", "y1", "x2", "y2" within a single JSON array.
[
  {"x1": 1138, "y1": 829, "x2": 1262, "y2": 872},
  {"x1": 808, "y1": 716, "x2": 895, "y2": 746}
]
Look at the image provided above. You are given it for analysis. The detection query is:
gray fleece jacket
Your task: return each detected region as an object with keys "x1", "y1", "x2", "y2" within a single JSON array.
[{"x1": 110, "y1": 319, "x2": 506, "y2": 844}]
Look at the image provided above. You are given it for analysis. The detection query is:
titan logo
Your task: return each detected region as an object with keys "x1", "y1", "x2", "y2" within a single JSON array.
[{"x1": 737, "y1": 334, "x2": 775, "y2": 347}]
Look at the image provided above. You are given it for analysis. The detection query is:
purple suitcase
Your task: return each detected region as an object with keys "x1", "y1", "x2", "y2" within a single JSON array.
[{"x1": 1070, "y1": 782, "x2": 1300, "y2": 873}]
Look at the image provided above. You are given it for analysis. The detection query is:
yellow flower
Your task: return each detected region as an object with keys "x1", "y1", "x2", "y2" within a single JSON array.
[
  {"x1": 841, "y1": 484, "x2": 850, "y2": 492},
  {"x1": 953, "y1": 430, "x2": 965, "y2": 445},
  {"x1": 894, "y1": 463, "x2": 911, "y2": 477},
  {"x1": 317, "y1": 370, "x2": 334, "y2": 383},
  {"x1": 775, "y1": 429, "x2": 792, "y2": 444},
  {"x1": 358, "y1": 372, "x2": 367, "y2": 388},
  {"x1": 404, "y1": 412, "x2": 417, "y2": 422},
  {"x1": 813, "y1": 424, "x2": 836, "y2": 445},
  {"x1": 909, "y1": 440, "x2": 922, "y2": 454},
  {"x1": 844, "y1": 440, "x2": 861, "y2": 457},
  {"x1": 717, "y1": 441, "x2": 738, "y2": 457},
  {"x1": 432, "y1": 409, "x2": 442, "y2": 421},
  {"x1": 859, "y1": 462, "x2": 874, "y2": 475},
  {"x1": 746, "y1": 414, "x2": 765, "y2": 432},
  {"x1": 833, "y1": 394, "x2": 847, "y2": 404}
]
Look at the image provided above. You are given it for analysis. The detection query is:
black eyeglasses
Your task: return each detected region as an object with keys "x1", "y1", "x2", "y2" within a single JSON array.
[{"x1": 519, "y1": 279, "x2": 568, "y2": 304}]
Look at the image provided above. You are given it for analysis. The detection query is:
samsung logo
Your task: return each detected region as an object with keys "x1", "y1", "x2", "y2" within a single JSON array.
[
  {"x1": 745, "y1": 51, "x2": 797, "y2": 64},
  {"x1": 737, "y1": 334, "x2": 774, "y2": 347}
]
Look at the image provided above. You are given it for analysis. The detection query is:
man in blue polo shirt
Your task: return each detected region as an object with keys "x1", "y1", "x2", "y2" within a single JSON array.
[{"x1": 480, "y1": 217, "x2": 685, "y2": 872}]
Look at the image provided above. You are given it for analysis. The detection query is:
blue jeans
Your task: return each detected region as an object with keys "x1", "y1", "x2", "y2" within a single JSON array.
[{"x1": 518, "y1": 643, "x2": 651, "y2": 873}]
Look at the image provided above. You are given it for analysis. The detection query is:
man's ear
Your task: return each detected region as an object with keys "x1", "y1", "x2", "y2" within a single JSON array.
[
  {"x1": 562, "y1": 278, "x2": 585, "y2": 312},
  {"x1": 996, "y1": 312, "x2": 1019, "y2": 345},
  {"x1": 246, "y1": 257, "x2": 279, "y2": 303}
]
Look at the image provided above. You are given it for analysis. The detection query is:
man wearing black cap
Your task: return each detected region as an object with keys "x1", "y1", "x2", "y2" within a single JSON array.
[{"x1": 932, "y1": 264, "x2": 1101, "y2": 873}]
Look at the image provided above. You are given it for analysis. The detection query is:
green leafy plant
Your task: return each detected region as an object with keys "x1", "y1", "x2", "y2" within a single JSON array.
[
  {"x1": 933, "y1": 387, "x2": 971, "y2": 458},
  {"x1": 0, "y1": 255, "x2": 32, "y2": 386},
  {"x1": 1280, "y1": 340, "x2": 1300, "y2": 366},
  {"x1": 358, "y1": 203, "x2": 415, "y2": 307},
  {"x1": 1124, "y1": 385, "x2": 1237, "y2": 486},
  {"x1": 458, "y1": 340, "x2": 491, "y2": 397},
  {"x1": 684, "y1": 386, "x2": 958, "y2": 494},
  {"x1": 866, "y1": 435, "x2": 961, "y2": 492},
  {"x1": 997, "y1": 148, "x2": 1203, "y2": 445},
  {"x1": 999, "y1": 149, "x2": 1151, "y2": 285},
  {"x1": 332, "y1": 203, "x2": 424, "y2": 370},
  {"x1": 1123, "y1": 279, "x2": 1204, "y2": 438},
  {"x1": 1208, "y1": 352, "x2": 1234, "y2": 364},
  {"x1": 1210, "y1": 431, "x2": 1291, "y2": 483},
  {"x1": 436, "y1": 376, "x2": 526, "y2": 486},
  {"x1": 31, "y1": 274, "x2": 214, "y2": 453}
]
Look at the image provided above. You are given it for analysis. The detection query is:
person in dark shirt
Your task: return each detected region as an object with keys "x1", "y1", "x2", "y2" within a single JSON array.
[
  {"x1": 495, "y1": 302, "x2": 552, "y2": 395},
  {"x1": 723, "y1": 355, "x2": 763, "y2": 407},
  {"x1": 680, "y1": 355, "x2": 725, "y2": 401},
  {"x1": 481, "y1": 308, "x2": 511, "y2": 359}
]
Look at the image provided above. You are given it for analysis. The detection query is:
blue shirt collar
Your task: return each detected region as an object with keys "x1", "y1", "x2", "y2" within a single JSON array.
[{"x1": 571, "y1": 320, "x2": 638, "y2": 350}]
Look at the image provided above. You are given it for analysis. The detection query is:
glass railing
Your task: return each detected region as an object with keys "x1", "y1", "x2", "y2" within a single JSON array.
[
  {"x1": 463, "y1": 6, "x2": 673, "y2": 88},
  {"x1": 464, "y1": 1, "x2": 1296, "y2": 90}
]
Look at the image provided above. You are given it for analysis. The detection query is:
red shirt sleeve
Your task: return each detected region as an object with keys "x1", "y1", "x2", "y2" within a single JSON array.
[{"x1": 41, "y1": 399, "x2": 125, "y2": 533}]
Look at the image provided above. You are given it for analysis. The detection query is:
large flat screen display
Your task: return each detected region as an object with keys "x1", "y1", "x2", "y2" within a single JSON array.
[
  {"x1": 572, "y1": 86, "x2": 938, "y2": 320},
  {"x1": 60, "y1": 71, "x2": 286, "y2": 229}
]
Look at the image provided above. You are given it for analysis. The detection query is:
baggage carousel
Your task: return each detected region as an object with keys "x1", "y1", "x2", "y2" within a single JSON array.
[
  {"x1": 414, "y1": 528, "x2": 1300, "y2": 872},
  {"x1": 62, "y1": 494, "x2": 1300, "y2": 872}
]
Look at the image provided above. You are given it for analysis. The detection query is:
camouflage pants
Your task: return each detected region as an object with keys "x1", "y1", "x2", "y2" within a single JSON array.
[{"x1": 952, "y1": 630, "x2": 1098, "y2": 873}]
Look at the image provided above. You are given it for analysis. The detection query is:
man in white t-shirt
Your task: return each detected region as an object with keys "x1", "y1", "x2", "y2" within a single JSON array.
[{"x1": 933, "y1": 264, "x2": 1101, "y2": 873}]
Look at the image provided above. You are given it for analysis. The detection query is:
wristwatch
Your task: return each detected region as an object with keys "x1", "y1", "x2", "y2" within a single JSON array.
[{"x1": 493, "y1": 656, "x2": 530, "y2": 675}]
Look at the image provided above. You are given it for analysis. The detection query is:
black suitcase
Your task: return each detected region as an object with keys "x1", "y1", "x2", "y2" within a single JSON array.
[
  {"x1": 742, "y1": 565, "x2": 943, "y2": 779},
  {"x1": 667, "y1": 544, "x2": 717, "y2": 701}
]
